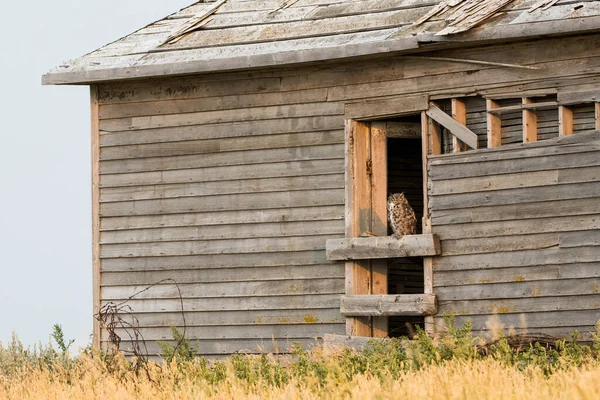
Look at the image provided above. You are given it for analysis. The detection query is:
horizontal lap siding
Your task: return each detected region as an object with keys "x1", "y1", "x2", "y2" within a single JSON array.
[
  {"x1": 97, "y1": 33, "x2": 600, "y2": 355},
  {"x1": 98, "y1": 81, "x2": 346, "y2": 356},
  {"x1": 429, "y1": 132, "x2": 600, "y2": 339}
]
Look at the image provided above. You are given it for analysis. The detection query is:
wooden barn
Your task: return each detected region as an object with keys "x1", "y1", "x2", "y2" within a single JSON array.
[{"x1": 44, "y1": 0, "x2": 600, "y2": 357}]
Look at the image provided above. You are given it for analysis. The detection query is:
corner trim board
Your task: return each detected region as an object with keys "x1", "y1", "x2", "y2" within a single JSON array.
[{"x1": 90, "y1": 85, "x2": 101, "y2": 349}]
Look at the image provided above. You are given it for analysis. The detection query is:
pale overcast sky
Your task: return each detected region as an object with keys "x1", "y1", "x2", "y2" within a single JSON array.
[{"x1": 0, "y1": 0, "x2": 191, "y2": 349}]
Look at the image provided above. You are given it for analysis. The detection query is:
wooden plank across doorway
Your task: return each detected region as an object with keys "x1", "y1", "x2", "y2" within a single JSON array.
[
  {"x1": 327, "y1": 235, "x2": 441, "y2": 260},
  {"x1": 341, "y1": 294, "x2": 438, "y2": 317},
  {"x1": 345, "y1": 119, "x2": 389, "y2": 338}
]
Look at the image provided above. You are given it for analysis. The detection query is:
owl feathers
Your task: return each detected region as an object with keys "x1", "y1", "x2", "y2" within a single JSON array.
[{"x1": 387, "y1": 193, "x2": 417, "y2": 239}]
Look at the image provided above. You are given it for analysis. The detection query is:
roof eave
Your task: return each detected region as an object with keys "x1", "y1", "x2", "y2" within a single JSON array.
[
  {"x1": 42, "y1": 16, "x2": 600, "y2": 86},
  {"x1": 42, "y1": 37, "x2": 421, "y2": 86}
]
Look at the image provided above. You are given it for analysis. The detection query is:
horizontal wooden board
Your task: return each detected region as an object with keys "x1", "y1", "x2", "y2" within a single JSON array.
[
  {"x1": 430, "y1": 169, "x2": 558, "y2": 196},
  {"x1": 100, "y1": 102, "x2": 344, "y2": 132},
  {"x1": 98, "y1": 88, "x2": 329, "y2": 119},
  {"x1": 345, "y1": 94, "x2": 428, "y2": 120},
  {"x1": 430, "y1": 131, "x2": 599, "y2": 163},
  {"x1": 326, "y1": 235, "x2": 441, "y2": 260},
  {"x1": 97, "y1": 77, "x2": 283, "y2": 104},
  {"x1": 101, "y1": 144, "x2": 344, "y2": 175},
  {"x1": 101, "y1": 263, "x2": 344, "y2": 286},
  {"x1": 100, "y1": 159, "x2": 345, "y2": 187},
  {"x1": 434, "y1": 278, "x2": 599, "y2": 301},
  {"x1": 112, "y1": 338, "x2": 319, "y2": 357},
  {"x1": 100, "y1": 116, "x2": 344, "y2": 147},
  {"x1": 435, "y1": 310, "x2": 599, "y2": 332},
  {"x1": 104, "y1": 293, "x2": 342, "y2": 312},
  {"x1": 434, "y1": 262, "x2": 600, "y2": 287},
  {"x1": 560, "y1": 230, "x2": 600, "y2": 248},
  {"x1": 109, "y1": 323, "x2": 346, "y2": 341},
  {"x1": 433, "y1": 246, "x2": 600, "y2": 272},
  {"x1": 100, "y1": 130, "x2": 344, "y2": 160},
  {"x1": 100, "y1": 173, "x2": 344, "y2": 202},
  {"x1": 100, "y1": 234, "x2": 339, "y2": 258},
  {"x1": 438, "y1": 294, "x2": 600, "y2": 316},
  {"x1": 102, "y1": 278, "x2": 344, "y2": 300},
  {"x1": 429, "y1": 182, "x2": 600, "y2": 211},
  {"x1": 440, "y1": 232, "x2": 560, "y2": 256},
  {"x1": 100, "y1": 189, "x2": 344, "y2": 216},
  {"x1": 432, "y1": 198, "x2": 600, "y2": 225},
  {"x1": 459, "y1": 327, "x2": 595, "y2": 342},
  {"x1": 116, "y1": 308, "x2": 343, "y2": 328},
  {"x1": 429, "y1": 150, "x2": 600, "y2": 181},
  {"x1": 101, "y1": 205, "x2": 344, "y2": 231},
  {"x1": 101, "y1": 250, "x2": 331, "y2": 271},
  {"x1": 100, "y1": 219, "x2": 345, "y2": 244},
  {"x1": 340, "y1": 294, "x2": 437, "y2": 317},
  {"x1": 434, "y1": 214, "x2": 600, "y2": 240}
]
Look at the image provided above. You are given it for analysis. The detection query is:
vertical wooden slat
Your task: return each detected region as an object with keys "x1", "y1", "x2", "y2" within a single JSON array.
[
  {"x1": 451, "y1": 98, "x2": 467, "y2": 152},
  {"x1": 559, "y1": 105, "x2": 574, "y2": 136},
  {"x1": 346, "y1": 120, "x2": 372, "y2": 337},
  {"x1": 487, "y1": 99, "x2": 502, "y2": 148},
  {"x1": 91, "y1": 86, "x2": 101, "y2": 349},
  {"x1": 344, "y1": 120, "x2": 354, "y2": 336},
  {"x1": 421, "y1": 112, "x2": 435, "y2": 335},
  {"x1": 522, "y1": 97, "x2": 538, "y2": 143},
  {"x1": 428, "y1": 115, "x2": 443, "y2": 156},
  {"x1": 370, "y1": 121, "x2": 388, "y2": 338},
  {"x1": 595, "y1": 103, "x2": 600, "y2": 131}
]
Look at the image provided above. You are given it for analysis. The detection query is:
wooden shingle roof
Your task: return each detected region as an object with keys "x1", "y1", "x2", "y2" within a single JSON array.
[{"x1": 43, "y1": 0, "x2": 600, "y2": 85}]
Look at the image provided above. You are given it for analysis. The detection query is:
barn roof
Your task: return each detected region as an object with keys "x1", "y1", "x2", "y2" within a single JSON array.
[{"x1": 43, "y1": 0, "x2": 600, "y2": 85}]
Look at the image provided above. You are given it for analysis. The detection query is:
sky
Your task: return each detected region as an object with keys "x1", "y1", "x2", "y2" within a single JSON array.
[{"x1": 0, "y1": 0, "x2": 191, "y2": 350}]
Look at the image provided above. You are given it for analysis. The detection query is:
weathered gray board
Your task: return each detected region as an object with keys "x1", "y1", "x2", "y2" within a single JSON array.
[
  {"x1": 97, "y1": 33, "x2": 600, "y2": 356},
  {"x1": 428, "y1": 130, "x2": 600, "y2": 339},
  {"x1": 326, "y1": 235, "x2": 441, "y2": 260},
  {"x1": 340, "y1": 294, "x2": 437, "y2": 317}
]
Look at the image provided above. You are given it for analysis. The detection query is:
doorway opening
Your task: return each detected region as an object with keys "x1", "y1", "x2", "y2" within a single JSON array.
[{"x1": 385, "y1": 116, "x2": 425, "y2": 337}]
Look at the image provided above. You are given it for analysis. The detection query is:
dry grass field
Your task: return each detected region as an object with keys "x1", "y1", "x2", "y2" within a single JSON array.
[
  {"x1": 2, "y1": 356, "x2": 600, "y2": 400},
  {"x1": 2, "y1": 321, "x2": 599, "y2": 400}
]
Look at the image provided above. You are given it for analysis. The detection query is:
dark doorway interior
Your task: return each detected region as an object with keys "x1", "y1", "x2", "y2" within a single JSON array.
[{"x1": 386, "y1": 117, "x2": 425, "y2": 337}]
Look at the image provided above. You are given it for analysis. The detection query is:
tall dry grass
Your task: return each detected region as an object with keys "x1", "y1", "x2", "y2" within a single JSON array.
[
  {"x1": 1, "y1": 354, "x2": 599, "y2": 400},
  {"x1": 1, "y1": 320, "x2": 599, "y2": 399}
]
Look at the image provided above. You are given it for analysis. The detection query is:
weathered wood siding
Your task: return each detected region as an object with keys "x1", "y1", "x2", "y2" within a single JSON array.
[
  {"x1": 97, "y1": 32, "x2": 600, "y2": 354},
  {"x1": 429, "y1": 131, "x2": 600, "y2": 339},
  {"x1": 97, "y1": 82, "x2": 348, "y2": 356}
]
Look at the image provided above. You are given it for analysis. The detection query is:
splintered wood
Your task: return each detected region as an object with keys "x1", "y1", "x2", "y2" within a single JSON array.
[
  {"x1": 162, "y1": 0, "x2": 227, "y2": 45},
  {"x1": 414, "y1": 0, "x2": 516, "y2": 35},
  {"x1": 528, "y1": 0, "x2": 560, "y2": 13}
]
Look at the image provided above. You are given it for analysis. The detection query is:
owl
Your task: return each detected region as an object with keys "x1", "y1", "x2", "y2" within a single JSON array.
[{"x1": 387, "y1": 193, "x2": 417, "y2": 239}]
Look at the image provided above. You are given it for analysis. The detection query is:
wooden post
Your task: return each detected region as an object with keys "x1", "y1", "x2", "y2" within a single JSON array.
[
  {"x1": 487, "y1": 99, "x2": 502, "y2": 148},
  {"x1": 595, "y1": 103, "x2": 600, "y2": 131},
  {"x1": 421, "y1": 112, "x2": 431, "y2": 228},
  {"x1": 559, "y1": 105, "x2": 574, "y2": 136},
  {"x1": 522, "y1": 97, "x2": 538, "y2": 143},
  {"x1": 91, "y1": 86, "x2": 101, "y2": 349},
  {"x1": 370, "y1": 122, "x2": 388, "y2": 338},
  {"x1": 345, "y1": 120, "x2": 372, "y2": 337},
  {"x1": 451, "y1": 98, "x2": 467, "y2": 152},
  {"x1": 421, "y1": 112, "x2": 436, "y2": 335}
]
